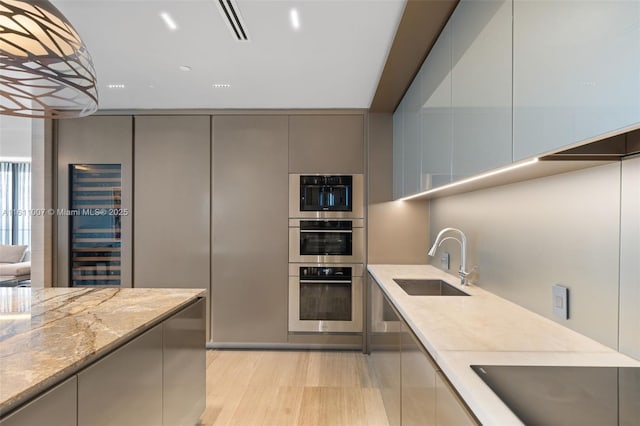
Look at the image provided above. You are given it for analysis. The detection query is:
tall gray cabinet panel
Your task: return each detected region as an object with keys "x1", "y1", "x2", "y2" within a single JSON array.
[
  {"x1": 56, "y1": 116, "x2": 133, "y2": 287},
  {"x1": 289, "y1": 114, "x2": 364, "y2": 173},
  {"x1": 212, "y1": 115, "x2": 289, "y2": 343},
  {"x1": 133, "y1": 116, "x2": 210, "y2": 291}
]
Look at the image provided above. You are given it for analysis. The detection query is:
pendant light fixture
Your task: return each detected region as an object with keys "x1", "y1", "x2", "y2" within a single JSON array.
[{"x1": 0, "y1": 0, "x2": 98, "y2": 119}]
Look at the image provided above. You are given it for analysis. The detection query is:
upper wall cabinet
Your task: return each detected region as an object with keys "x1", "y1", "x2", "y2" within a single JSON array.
[
  {"x1": 421, "y1": 23, "x2": 453, "y2": 192},
  {"x1": 403, "y1": 77, "x2": 424, "y2": 196},
  {"x1": 393, "y1": 0, "x2": 512, "y2": 199},
  {"x1": 393, "y1": 78, "x2": 425, "y2": 199},
  {"x1": 513, "y1": 0, "x2": 640, "y2": 161},
  {"x1": 451, "y1": 0, "x2": 512, "y2": 180},
  {"x1": 394, "y1": 21, "x2": 453, "y2": 199},
  {"x1": 288, "y1": 114, "x2": 364, "y2": 174}
]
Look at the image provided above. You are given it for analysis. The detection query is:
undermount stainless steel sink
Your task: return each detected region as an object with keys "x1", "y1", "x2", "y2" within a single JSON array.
[{"x1": 392, "y1": 279, "x2": 469, "y2": 296}]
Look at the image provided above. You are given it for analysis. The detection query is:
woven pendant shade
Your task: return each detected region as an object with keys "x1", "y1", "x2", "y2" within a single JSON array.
[{"x1": 0, "y1": 0, "x2": 98, "y2": 118}]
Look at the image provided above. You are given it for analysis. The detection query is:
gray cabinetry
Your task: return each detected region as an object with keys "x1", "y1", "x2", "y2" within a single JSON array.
[
  {"x1": 288, "y1": 114, "x2": 364, "y2": 173},
  {"x1": 56, "y1": 116, "x2": 133, "y2": 287},
  {"x1": 0, "y1": 377, "x2": 77, "y2": 426},
  {"x1": 78, "y1": 325, "x2": 163, "y2": 426},
  {"x1": 212, "y1": 115, "x2": 289, "y2": 344},
  {"x1": 513, "y1": 0, "x2": 640, "y2": 161},
  {"x1": 368, "y1": 278, "x2": 477, "y2": 426},
  {"x1": 162, "y1": 298, "x2": 206, "y2": 426},
  {"x1": 450, "y1": 0, "x2": 512, "y2": 180},
  {"x1": 368, "y1": 274, "x2": 401, "y2": 426},
  {"x1": 133, "y1": 116, "x2": 211, "y2": 290},
  {"x1": 401, "y1": 321, "x2": 437, "y2": 425},
  {"x1": 435, "y1": 373, "x2": 476, "y2": 426}
]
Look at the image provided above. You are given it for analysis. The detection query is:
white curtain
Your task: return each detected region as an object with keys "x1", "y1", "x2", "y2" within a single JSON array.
[
  {"x1": 0, "y1": 162, "x2": 31, "y2": 247},
  {"x1": 15, "y1": 163, "x2": 31, "y2": 246},
  {"x1": 0, "y1": 163, "x2": 12, "y2": 245}
]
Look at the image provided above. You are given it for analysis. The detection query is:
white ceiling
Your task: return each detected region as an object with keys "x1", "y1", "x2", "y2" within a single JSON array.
[{"x1": 51, "y1": 0, "x2": 406, "y2": 111}]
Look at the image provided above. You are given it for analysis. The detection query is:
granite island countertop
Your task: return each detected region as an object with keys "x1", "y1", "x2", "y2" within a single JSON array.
[
  {"x1": 367, "y1": 264, "x2": 640, "y2": 425},
  {"x1": 0, "y1": 287, "x2": 205, "y2": 415}
]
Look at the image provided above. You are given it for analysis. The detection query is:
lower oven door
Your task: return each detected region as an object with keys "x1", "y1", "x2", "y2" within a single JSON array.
[{"x1": 288, "y1": 272, "x2": 363, "y2": 333}]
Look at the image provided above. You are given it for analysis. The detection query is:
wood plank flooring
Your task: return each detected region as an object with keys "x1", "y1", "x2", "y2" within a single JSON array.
[{"x1": 198, "y1": 350, "x2": 390, "y2": 426}]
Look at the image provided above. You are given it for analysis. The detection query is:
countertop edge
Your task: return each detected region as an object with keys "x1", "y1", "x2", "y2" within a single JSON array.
[{"x1": 0, "y1": 290, "x2": 205, "y2": 416}]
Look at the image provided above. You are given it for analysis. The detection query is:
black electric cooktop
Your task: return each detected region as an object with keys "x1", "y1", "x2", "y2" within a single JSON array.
[{"x1": 471, "y1": 365, "x2": 640, "y2": 426}]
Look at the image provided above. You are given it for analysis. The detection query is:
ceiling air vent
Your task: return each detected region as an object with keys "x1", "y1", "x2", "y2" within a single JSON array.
[{"x1": 218, "y1": 0, "x2": 249, "y2": 41}]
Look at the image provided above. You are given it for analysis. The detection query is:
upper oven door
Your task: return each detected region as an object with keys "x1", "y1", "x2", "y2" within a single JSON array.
[
  {"x1": 289, "y1": 219, "x2": 364, "y2": 263},
  {"x1": 289, "y1": 174, "x2": 364, "y2": 219}
]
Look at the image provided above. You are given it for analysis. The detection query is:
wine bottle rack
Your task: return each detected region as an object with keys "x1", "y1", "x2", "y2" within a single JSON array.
[{"x1": 70, "y1": 164, "x2": 122, "y2": 286}]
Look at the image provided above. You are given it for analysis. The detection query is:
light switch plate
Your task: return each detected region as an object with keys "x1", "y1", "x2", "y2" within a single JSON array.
[
  {"x1": 552, "y1": 285, "x2": 569, "y2": 319},
  {"x1": 440, "y1": 252, "x2": 450, "y2": 270}
]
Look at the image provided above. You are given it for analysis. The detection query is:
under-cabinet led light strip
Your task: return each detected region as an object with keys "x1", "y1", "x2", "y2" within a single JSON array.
[{"x1": 399, "y1": 157, "x2": 539, "y2": 201}]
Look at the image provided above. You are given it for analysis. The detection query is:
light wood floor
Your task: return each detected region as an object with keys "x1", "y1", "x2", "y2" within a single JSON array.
[{"x1": 198, "y1": 350, "x2": 390, "y2": 426}]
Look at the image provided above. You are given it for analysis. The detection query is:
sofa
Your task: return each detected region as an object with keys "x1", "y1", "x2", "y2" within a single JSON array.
[{"x1": 0, "y1": 245, "x2": 31, "y2": 282}]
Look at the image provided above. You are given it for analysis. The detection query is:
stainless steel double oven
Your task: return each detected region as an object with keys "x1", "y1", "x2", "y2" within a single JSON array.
[{"x1": 288, "y1": 174, "x2": 364, "y2": 333}]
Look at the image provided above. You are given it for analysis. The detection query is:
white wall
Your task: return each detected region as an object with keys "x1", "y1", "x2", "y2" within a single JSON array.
[
  {"x1": 0, "y1": 115, "x2": 32, "y2": 159},
  {"x1": 429, "y1": 162, "x2": 622, "y2": 349}
]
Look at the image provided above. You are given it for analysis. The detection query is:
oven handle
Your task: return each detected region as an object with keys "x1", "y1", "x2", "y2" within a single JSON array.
[
  {"x1": 299, "y1": 230, "x2": 352, "y2": 234},
  {"x1": 299, "y1": 280, "x2": 353, "y2": 284}
]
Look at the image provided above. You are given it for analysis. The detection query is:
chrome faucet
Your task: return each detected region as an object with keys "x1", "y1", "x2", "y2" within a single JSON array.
[{"x1": 428, "y1": 227, "x2": 470, "y2": 286}]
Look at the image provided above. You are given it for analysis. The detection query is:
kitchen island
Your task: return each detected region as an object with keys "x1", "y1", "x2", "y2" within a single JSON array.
[
  {"x1": 0, "y1": 287, "x2": 205, "y2": 425},
  {"x1": 368, "y1": 265, "x2": 640, "y2": 425}
]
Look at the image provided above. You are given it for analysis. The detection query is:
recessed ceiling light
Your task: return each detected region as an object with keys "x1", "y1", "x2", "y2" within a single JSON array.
[
  {"x1": 160, "y1": 11, "x2": 178, "y2": 31},
  {"x1": 289, "y1": 8, "x2": 300, "y2": 31},
  {"x1": 179, "y1": 65, "x2": 192, "y2": 72},
  {"x1": 107, "y1": 84, "x2": 125, "y2": 89},
  {"x1": 212, "y1": 83, "x2": 231, "y2": 88}
]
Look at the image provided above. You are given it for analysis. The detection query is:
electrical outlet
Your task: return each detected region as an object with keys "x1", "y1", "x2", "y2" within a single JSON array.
[
  {"x1": 552, "y1": 285, "x2": 569, "y2": 319},
  {"x1": 440, "y1": 252, "x2": 450, "y2": 270}
]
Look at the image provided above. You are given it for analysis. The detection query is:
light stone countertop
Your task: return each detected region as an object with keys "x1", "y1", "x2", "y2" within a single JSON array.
[
  {"x1": 367, "y1": 264, "x2": 640, "y2": 425},
  {"x1": 0, "y1": 287, "x2": 205, "y2": 415}
]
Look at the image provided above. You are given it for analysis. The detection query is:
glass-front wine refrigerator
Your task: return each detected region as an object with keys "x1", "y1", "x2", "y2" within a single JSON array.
[{"x1": 69, "y1": 164, "x2": 122, "y2": 286}]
